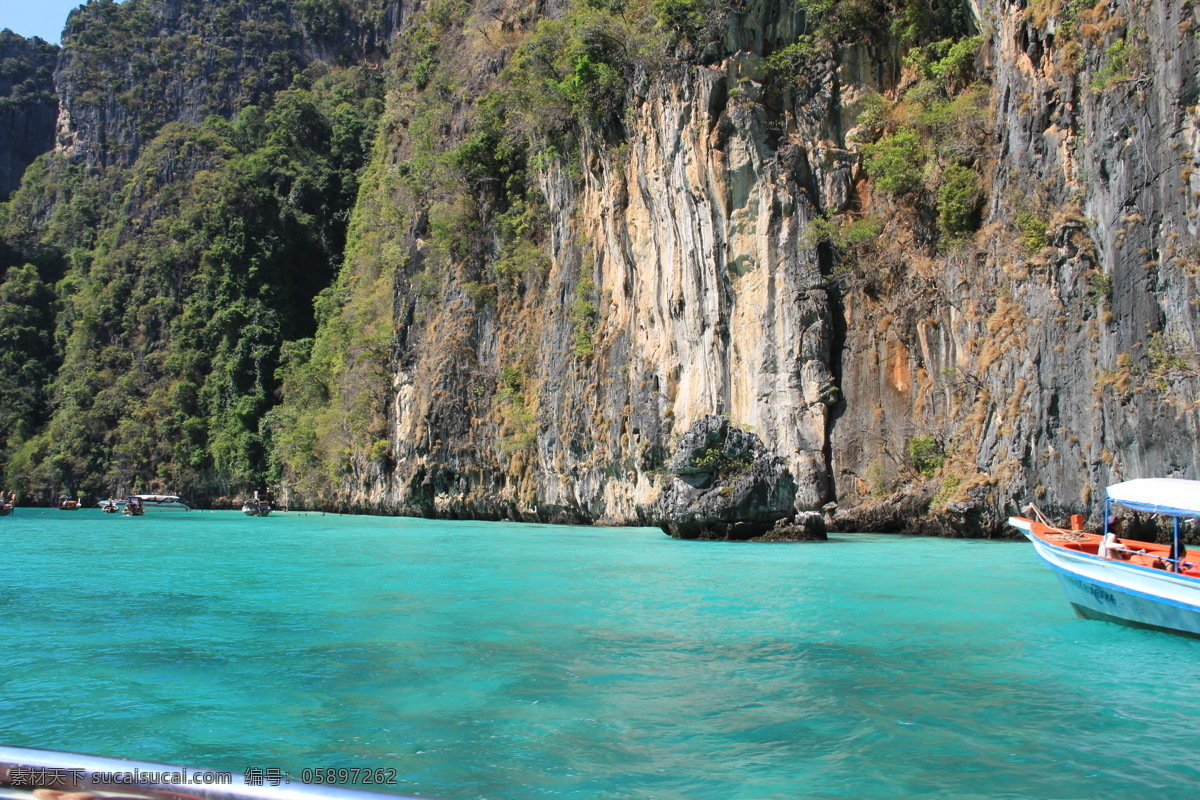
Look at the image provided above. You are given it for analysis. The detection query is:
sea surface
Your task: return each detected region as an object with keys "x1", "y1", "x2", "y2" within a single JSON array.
[{"x1": 1, "y1": 510, "x2": 1198, "y2": 799}]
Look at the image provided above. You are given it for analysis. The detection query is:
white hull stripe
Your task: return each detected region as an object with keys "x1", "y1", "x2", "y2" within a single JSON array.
[{"x1": 1041, "y1": 560, "x2": 1200, "y2": 613}]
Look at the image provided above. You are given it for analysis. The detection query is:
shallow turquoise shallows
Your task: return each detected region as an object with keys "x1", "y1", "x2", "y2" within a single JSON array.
[{"x1": 2, "y1": 511, "x2": 1199, "y2": 799}]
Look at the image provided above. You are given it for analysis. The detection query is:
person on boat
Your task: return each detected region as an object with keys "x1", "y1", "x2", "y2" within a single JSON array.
[
  {"x1": 1099, "y1": 516, "x2": 1127, "y2": 560},
  {"x1": 1171, "y1": 537, "x2": 1188, "y2": 573}
]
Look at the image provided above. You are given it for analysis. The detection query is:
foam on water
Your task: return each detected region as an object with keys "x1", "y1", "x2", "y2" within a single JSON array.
[{"x1": 2, "y1": 510, "x2": 1198, "y2": 799}]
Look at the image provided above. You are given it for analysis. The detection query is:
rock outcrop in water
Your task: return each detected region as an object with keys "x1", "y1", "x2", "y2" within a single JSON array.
[
  {"x1": 654, "y1": 416, "x2": 798, "y2": 540},
  {"x1": 751, "y1": 513, "x2": 828, "y2": 542}
]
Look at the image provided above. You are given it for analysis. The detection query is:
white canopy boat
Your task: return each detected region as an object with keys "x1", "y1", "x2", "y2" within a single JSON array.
[
  {"x1": 99, "y1": 494, "x2": 191, "y2": 512},
  {"x1": 1009, "y1": 478, "x2": 1200, "y2": 637}
]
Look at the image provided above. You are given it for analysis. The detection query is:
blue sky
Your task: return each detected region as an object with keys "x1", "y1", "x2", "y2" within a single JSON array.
[{"x1": 1, "y1": 1, "x2": 92, "y2": 44}]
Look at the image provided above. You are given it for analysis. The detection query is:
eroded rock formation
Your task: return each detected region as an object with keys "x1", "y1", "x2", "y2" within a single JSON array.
[{"x1": 655, "y1": 415, "x2": 798, "y2": 539}]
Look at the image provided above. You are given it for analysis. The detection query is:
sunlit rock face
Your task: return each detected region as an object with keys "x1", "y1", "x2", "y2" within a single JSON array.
[{"x1": 358, "y1": 0, "x2": 1200, "y2": 535}]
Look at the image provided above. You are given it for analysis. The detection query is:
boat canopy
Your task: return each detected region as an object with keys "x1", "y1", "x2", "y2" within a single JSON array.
[{"x1": 1107, "y1": 479, "x2": 1200, "y2": 517}]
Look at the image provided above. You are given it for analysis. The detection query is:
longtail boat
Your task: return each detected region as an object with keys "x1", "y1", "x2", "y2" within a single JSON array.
[{"x1": 1009, "y1": 478, "x2": 1200, "y2": 637}]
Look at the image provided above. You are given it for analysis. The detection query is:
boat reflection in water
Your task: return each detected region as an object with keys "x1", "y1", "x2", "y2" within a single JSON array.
[{"x1": 1010, "y1": 478, "x2": 1200, "y2": 638}]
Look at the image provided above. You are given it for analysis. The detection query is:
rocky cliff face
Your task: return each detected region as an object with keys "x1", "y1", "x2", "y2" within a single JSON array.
[
  {"x1": 54, "y1": 0, "x2": 403, "y2": 168},
  {"x1": 830, "y1": 0, "x2": 1200, "y2": 534},
  {"x1": 309, "y1": 1, "x2": 842, "y2": 524},
  {"x1": 314, "y1": 0, "x2": 1199, "y2": 536},
  {"x1": 0, "y1": 31, "x2": 58, "y2": 199}
]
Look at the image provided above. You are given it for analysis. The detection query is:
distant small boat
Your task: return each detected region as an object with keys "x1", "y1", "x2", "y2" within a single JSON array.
[
  {"x1": 100, "y1": 501, "x2": 119, "y2": 513},
  {"x1": 1010, "y1": 478, "x2": 1200, "y2": 638},
  {"x1": 58, "y1": 497, "x2": 80, "y2": 510},
  {"x1": 241, "y1": 488, "x2": 272, "y2": 516},
  {"x1": 242, "y1": 502, "x2": 270, "y2": 516},
  {"x1": 101, "y1": 494, "x2": 191, "y2": 512},
  {"x1": 0, "y1": 503, "x2": 13, "y2": 517},
  {"x1": 132, "y1": 494, "x2": 190, "y2": 512},
  {"x1": 123, "y1": 497, "x2": 146, "y2": 516}
]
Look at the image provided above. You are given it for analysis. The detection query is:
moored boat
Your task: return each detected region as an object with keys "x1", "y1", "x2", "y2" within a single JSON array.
[
  {"x1": 242, "y1": 489, "x2": 271, "y2": 516},
  {"x1": 1009, "y1": 478, "x2": 1200, "y2": 637},
  {"x1": 102, "y1": 494, "x2": 191, "y2": 512},
  {"x1": 123, "y1": 497, "x2": 146, "y2": 516},
  {"x1": 58, "y1": 497, "x2": 80, "y2": 510},
  {"x1": 132, "y1": 494, "x2": 190, "y2": 511},
  {"x1": 0, "y1": 503, "x2": 12, "y2": 516},
  {"x1": 242, "y1": 500, "x2": 271, "y2": 516}
]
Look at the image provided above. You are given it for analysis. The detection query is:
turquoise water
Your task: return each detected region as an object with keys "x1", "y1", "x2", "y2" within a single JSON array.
[{"x1": 1, "y1": 510, "x2": 1199, "y2": 799}]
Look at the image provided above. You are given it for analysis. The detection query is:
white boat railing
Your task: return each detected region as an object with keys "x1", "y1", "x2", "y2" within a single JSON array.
[{"x1": 0, "y1": 745, "x2": 432, "y2": 800}]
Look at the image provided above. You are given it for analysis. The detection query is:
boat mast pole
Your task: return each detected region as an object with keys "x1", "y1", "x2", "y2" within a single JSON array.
[
  {"x1": 1104, "y1": 498, "x2": 1111, "y2": 537},
  {"x1": 1174, "y1": 516, "x2": 1182, "y2": 573}
]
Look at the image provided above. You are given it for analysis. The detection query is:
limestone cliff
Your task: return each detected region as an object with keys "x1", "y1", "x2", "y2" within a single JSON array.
[
  {"x1": 54, "y1": 0, "x2": 402, "y2": 168},
  {"x1": 829, "y1": 0, "x2": 1200, "y2": 535},
  {"x1": 297, "y1": 0, "x2": 1199, "y2": 536},
  {"x1": 278, "y1": 0, "x2": 846, "y2": 525},
  {"x1": 0, "y1": 30, "x2": 58, "y2": 199}
]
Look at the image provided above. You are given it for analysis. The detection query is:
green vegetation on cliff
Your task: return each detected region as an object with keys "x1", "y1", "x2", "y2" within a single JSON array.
[
  {"x1": 0, "y1": 30, "x2": 60, "y2": 198},
  {"x1": 2, "y1": 0, "x2": 384, "y2": 501},
  {"x1": 58, "y1": 0, "x2": 394, "y2": 166},
  {"x1": 0, "y1": 29, "x2": 57, "y2": 106}
]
